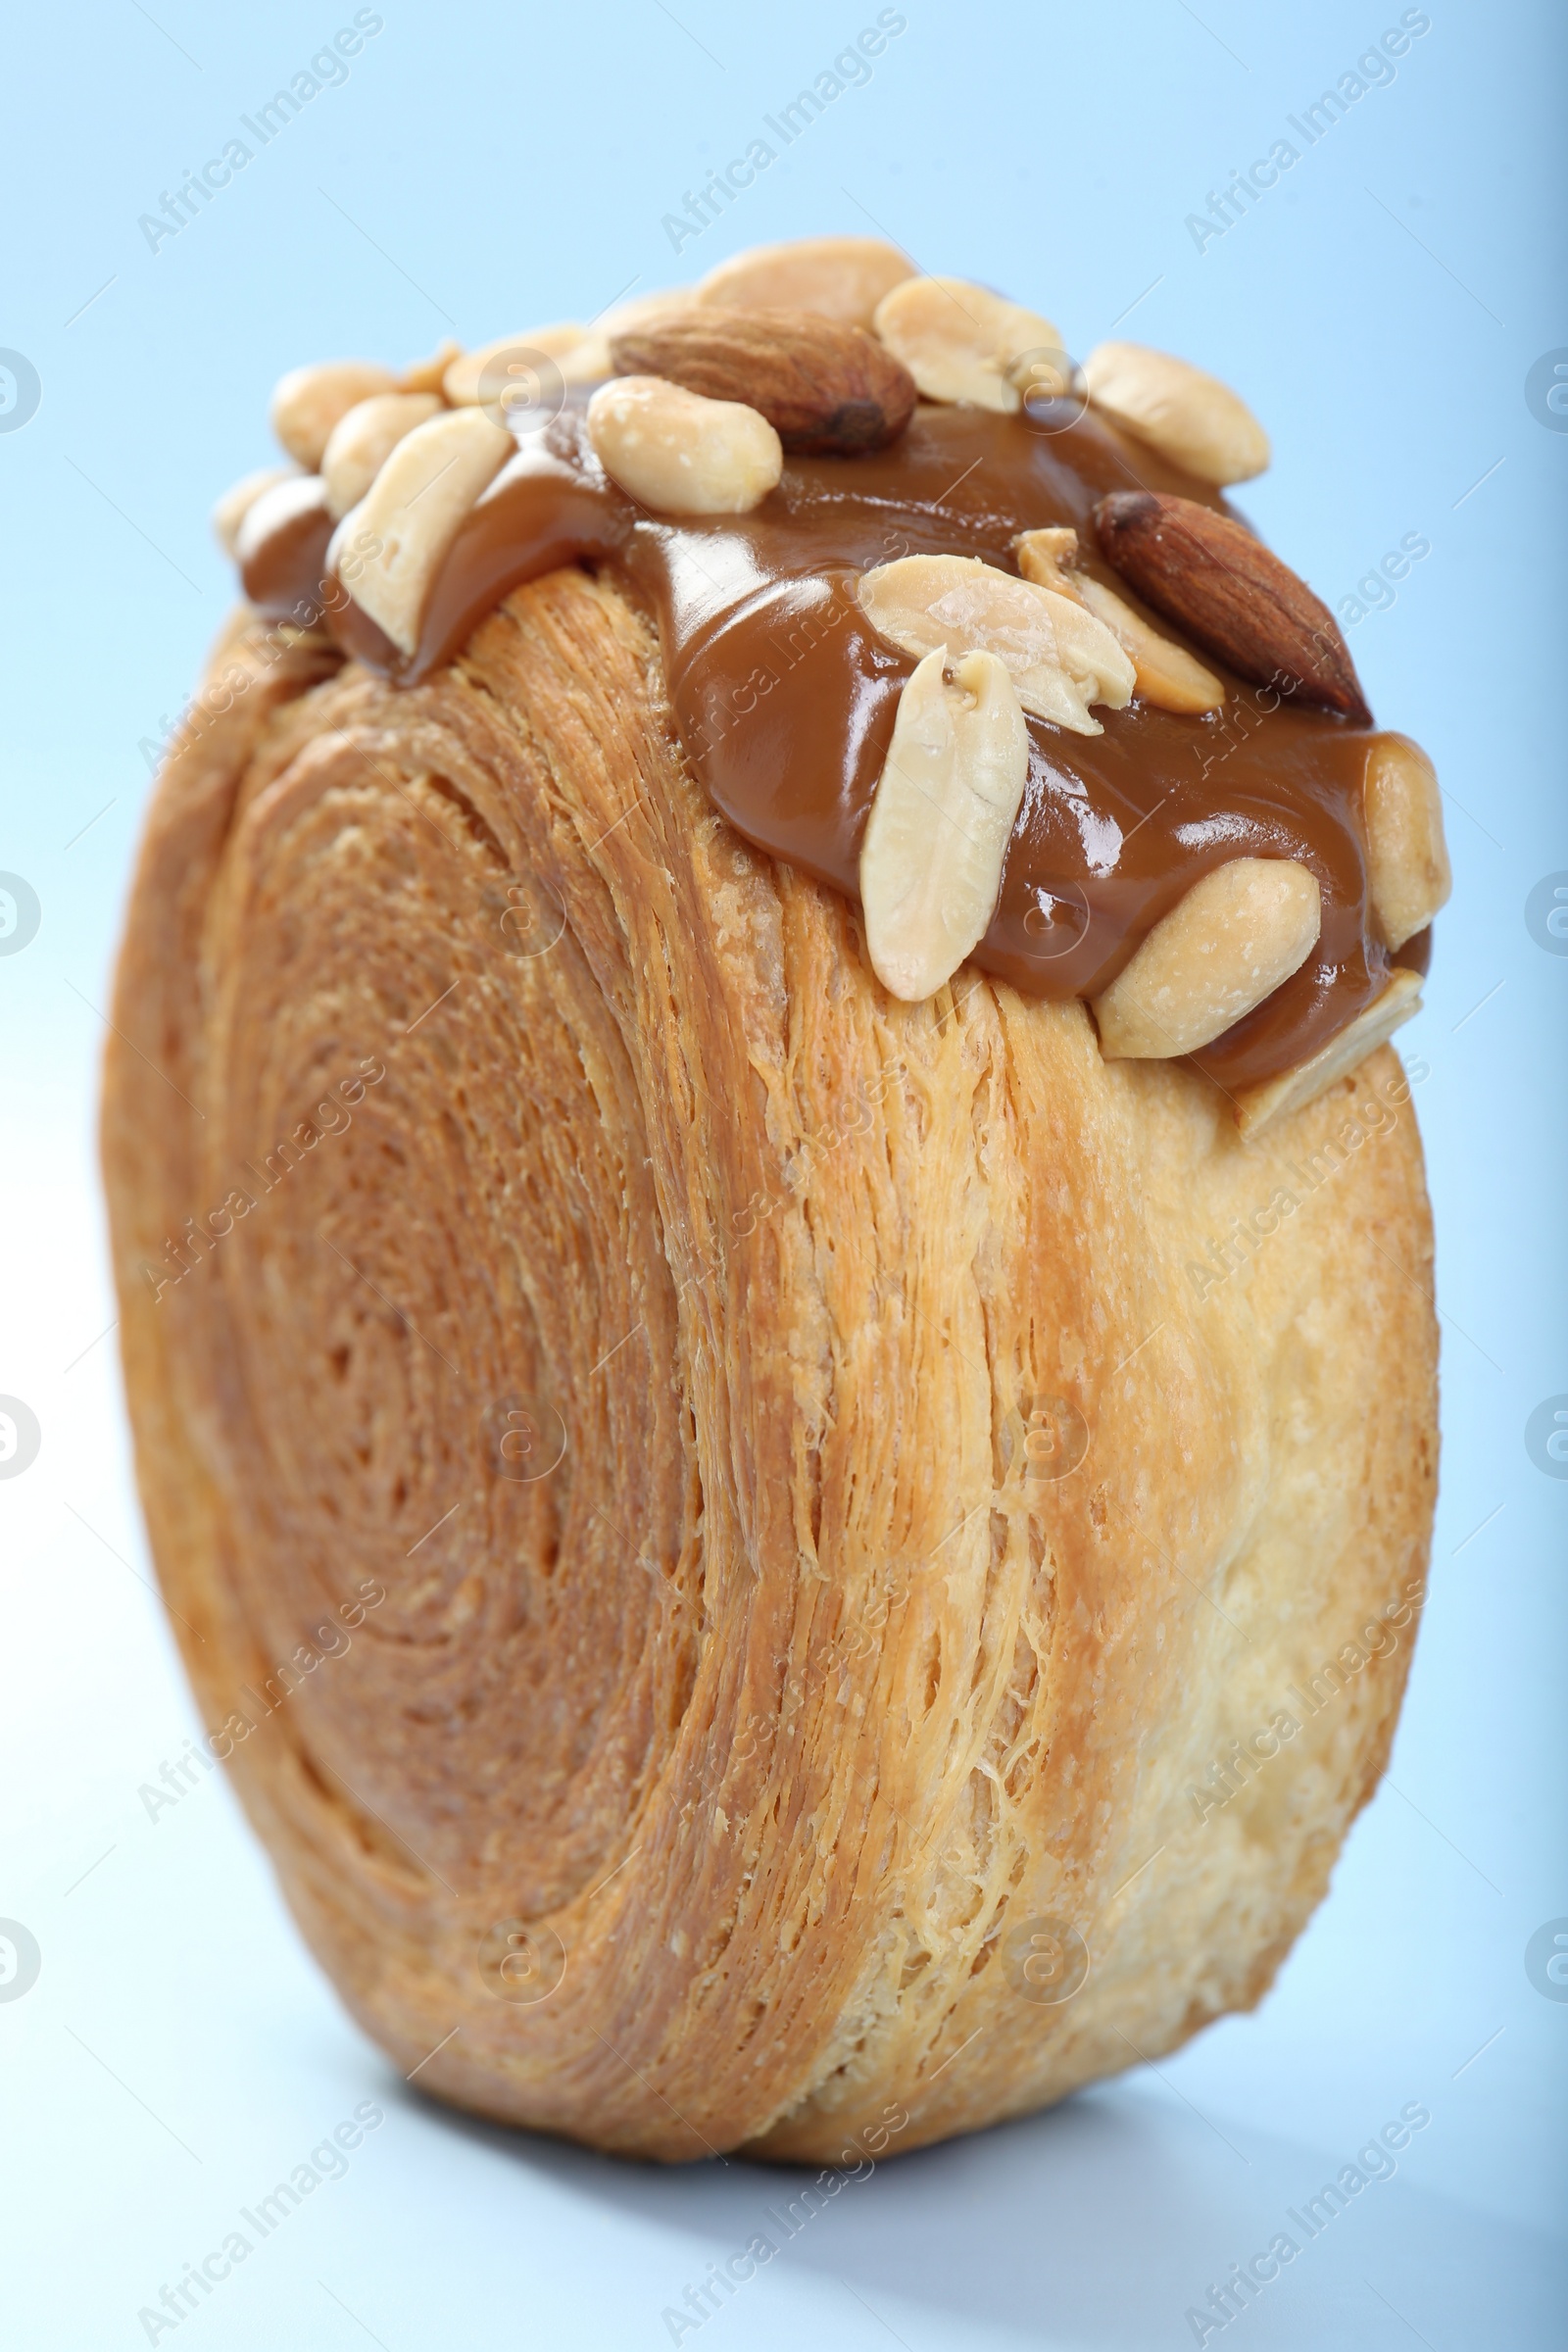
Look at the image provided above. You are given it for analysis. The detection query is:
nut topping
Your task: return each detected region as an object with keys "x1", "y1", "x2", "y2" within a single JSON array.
[
  {"x1": 444, "y1": 325, "x2": 607, "y2": 410},
  {"x1": 233, "y1": 472, "x2": 331, "y2": 584},
  {"x1": 1013, "y1": 527, "x2": 1225, "y2": 714},
  {"x1": 571, "y1": 290, "x2": 701, "y2": 383},
  {"x1": 212, "y1": 465, "x2": 300, "y2": 558},
  {"x1": 270, "y1": 361, "x2": 399, "y2": 469},
  {"x1": 320, "y1": 392, "x2": 444, "y2": 520},
  {"x1": 1083, "y1": 342, "x2": 1270, "y2": 486},
  {"x1": 1008, "y1": 525, "x2": 1081, "y2": 600},
  {"x1": 699, "y1": 235, "x2": 913, "y2": 328},
  {"x1": 1361, "y1": 735, "x2": 1451, "y2": 951},
  {"x1": 331, "y1": 406, "x2": 514, "y2": 656},
  {"x1": 1093, "y1": 492, "x2": 1371, "y2": 725},
  {"x1": 859, "y1": 649, "x2": 1030, "y2": 1001},
  {"x1": 858, "y1": 554, "x2": 1135, "y2": 733},
  {"x1": 609, "y1": 307, "x2": 916, "y2": 455},
  {"x1": 586, "y1": 375, "x2": 783, "y2": 515},
  {"x1": 398, "y1": 340, "x2": 461, "y2": 395},
  {"x1": 599, "y1": 288, "x2": 702, "y2": 338},
  {"x1": 1093, "y1": 858, "x2": 1322, "y2": 1059},
  {"x1": 871, "y1": 276, "x2": 1067, "y2": 414},
  {"x1": 1236, "y1": 969, "x2": 1422, "y2": 1136},
  {"x1": 215, "y1": 257, "x2": 1446, "y2": 1111}
]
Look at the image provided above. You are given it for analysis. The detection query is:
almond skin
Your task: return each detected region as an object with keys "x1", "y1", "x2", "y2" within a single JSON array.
[
  {"x1": 608, "y1": 306, "x2": 917, "y2": 456},
  {"x1": 1091, "y1": 491, "x2": 1371, "y2": 725}
]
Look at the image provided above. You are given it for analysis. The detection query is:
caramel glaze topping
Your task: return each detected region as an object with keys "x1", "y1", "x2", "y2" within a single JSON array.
[{"x1": 239, "y1": 391, "x2": 1430, "y2": 1096}]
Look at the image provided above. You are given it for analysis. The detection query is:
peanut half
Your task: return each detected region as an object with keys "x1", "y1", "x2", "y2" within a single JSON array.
[
  {"x1": 270, "y1": 361, "x2": 399, "y2": 469},
  {"x1": 1083, "y1": 343, "x2": 1269, "y2": 487},
  {"x1": 1008, "y1": 525, "x2": 1083, "y2": 600},
  {"x1": 859, "y1": 648, "x2": 1030, "y2": 1002},
  {"x1": 1093, "y1": 858, "x2": 1322, "y2": 1059},
  {"x1": 320, "y1": 392, "x2": 444, "y2": 520},
  {"x1": 1013, "y1": 527, "x2": 1225, "y2": 714},
  {"x1": 1235, "y1": 968, "x2": 1422, "y2": 1138},
  {"x1": 398, "y1": 340, "x2": 461, "y2": 395},
  {"x1": 1362, "y1": 734, "x2": 1451, "y2": 950},
  {"x1": 444, "y1": 324, "x2": 608, "y2": 411},
  {"x1": 872, "y1": 276, "x2": 1067, "y2": 414},
  {"x1": 857, "y1": 554, "x2": 1134, "y2": 734},
  {"x1": 586, "y1": 375, "x2": 782, "y2": 515},
  {"x1": 212, "y1": 465, "x2": 300, "y2": 557},
  {"x1": 699, "y1": 235, "x2": 913, "y2": 328},
  {"x1": 332, "y1": 406, "x2": 514, "y2": 656}
]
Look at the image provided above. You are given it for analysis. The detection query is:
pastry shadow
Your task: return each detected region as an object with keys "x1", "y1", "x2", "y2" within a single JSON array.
[
  {"x1": 385, "y1": 2080, "x2": 1233, "y2": 2345},
  {"x1": 387, "y1": 2074, "x2": 1563, "y2": 2348}
]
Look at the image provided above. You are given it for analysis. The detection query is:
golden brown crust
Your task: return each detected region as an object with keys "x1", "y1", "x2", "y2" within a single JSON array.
[{"x1": 102, "y1": 573, "x2": 1438, "y2": 2163}]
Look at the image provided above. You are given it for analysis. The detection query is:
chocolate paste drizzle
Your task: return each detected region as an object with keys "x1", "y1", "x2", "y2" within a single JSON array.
[{"x1": 239, "y1": 391, "x2": 1429, "y2": 1094}]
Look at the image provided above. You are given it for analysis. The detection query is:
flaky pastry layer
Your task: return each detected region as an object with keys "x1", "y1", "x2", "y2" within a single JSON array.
[{"x1": 103, "y1": 572, "x2": 1438, "y2": 2160}]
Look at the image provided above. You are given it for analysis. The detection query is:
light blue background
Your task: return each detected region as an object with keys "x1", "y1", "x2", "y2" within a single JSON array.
[{"x1": 1, "y1": 2, "x2": 1563, "y2": 2345}]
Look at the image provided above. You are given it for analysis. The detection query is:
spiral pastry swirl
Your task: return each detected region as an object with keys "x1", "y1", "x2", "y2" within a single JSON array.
[{"x1": 104, "y1": 575, "x2": 1437, "y2": 2160}]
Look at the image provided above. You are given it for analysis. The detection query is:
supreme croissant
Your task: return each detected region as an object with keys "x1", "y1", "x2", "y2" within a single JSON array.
[{"x1": 103, "y1": 234, "x2": 1441, "y2": 2160}]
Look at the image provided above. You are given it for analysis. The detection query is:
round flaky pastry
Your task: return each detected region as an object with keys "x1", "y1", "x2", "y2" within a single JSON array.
[{"x1": 103, "y1": 572, "x2": 1437, "y2": 2163}]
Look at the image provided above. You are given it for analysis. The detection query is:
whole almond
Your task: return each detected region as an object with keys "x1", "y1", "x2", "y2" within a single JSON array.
[
  {"x1": 1092, "y1": 492, "x2": 1371, "y2": 725},
  {"x1": 609, "y1": 308, "x2": 916, "y2": 455}
]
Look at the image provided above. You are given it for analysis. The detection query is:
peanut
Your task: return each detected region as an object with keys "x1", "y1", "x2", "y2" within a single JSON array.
[
  {"x1": 1236, "y1": 969, "x2": 1422, "y2": 1137},
  {"x1": 586, "y1": 375, "x2": 782, "y2": 515},
  {"x1": 1013, "y1": 527, "x2": 1225, "y2": 714},
  {"x1": 332, "y1": 406, "x2": 514, "y2": 656},
  {"x1": 872, "y1": 277, "x2": 1066, "y2": 414},
  {"x1": 320, "y1": 392, "x2": 443, "y2": 520},
  {"x1": 1362, "y1": 735, "x2": 1450, "y2": 951},
  {"x1": 212, "y1": 465, "x2": 300, "y2": 558},
  {"x1": 398, "y1": 340, "x2": 461, "y2": 395},
  {"x1": 444, "y1": 324, "x2": 605, "y2": 411},
  {"x1": 699, "y1": 235, "x2": 913, "y2": 328},
  {"x1": 859, "y1": 649, "x2": 1030, "y2": 1002},
  {"x1": 1083, "y1": 342, "x2": 1269, "y2": 487},
  {"x1": 1094, "y1": 858, "x2": 1322, "y2": 1058},
  {"x1": 270, "y1": 360, "x2": 399, "y2": 469},
  {"x1": 857, "y1": 553, "x2": 1134, "y2": 734}
]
